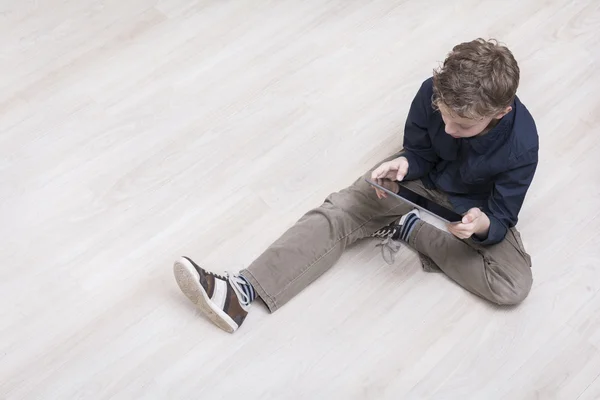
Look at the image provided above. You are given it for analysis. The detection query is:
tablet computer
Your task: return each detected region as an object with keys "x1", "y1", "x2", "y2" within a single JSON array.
[{"x1": 365, "y1": 178, "x2": 463, "y2": 223}]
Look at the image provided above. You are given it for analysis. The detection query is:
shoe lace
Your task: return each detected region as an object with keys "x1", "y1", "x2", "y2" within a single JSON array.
[
  {"x1": 202, "y1": 268, "x2": 251, "y2": 306},
  {"x1": 375, "y1": 236, "x2": 403, "y2": 265},
  {"x1": 227, "y1": 274, "x2": 251, "y2": 306},
  {"x1": 371, "y1": 225, "x2": 396, "y2": 238}
]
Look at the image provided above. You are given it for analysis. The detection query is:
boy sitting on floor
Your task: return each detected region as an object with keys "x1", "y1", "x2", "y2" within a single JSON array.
[{"x1": 173, "y1": 38, "x2": 538, "y2": 333}]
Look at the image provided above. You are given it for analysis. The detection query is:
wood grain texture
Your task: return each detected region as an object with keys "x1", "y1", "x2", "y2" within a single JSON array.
[{"x1": 1, "y1": 1, "x2": 599, "y2": 399}]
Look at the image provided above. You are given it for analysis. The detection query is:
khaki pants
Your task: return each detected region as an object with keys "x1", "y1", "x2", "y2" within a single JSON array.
[{"x1": 239, "y1": 156, "x2": 533, "y2": 312}]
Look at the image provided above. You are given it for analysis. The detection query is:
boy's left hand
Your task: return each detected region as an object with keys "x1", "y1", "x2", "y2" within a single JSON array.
[{"x1": 447, "y1": 208, "x2": 490, "y2": 239}]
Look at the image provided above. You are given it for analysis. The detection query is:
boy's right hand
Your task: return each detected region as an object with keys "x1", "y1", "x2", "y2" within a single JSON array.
[{"x1": 370, "y1": 156, "x2": 409, "y2": 199}]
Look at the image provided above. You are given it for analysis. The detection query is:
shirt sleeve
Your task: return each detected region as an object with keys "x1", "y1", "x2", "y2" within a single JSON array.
[
  {"x1": 402, "y1": 80, "x2": 440, "y2": 181},
  {"x1": 472, "y1": 152, "x2": 538, "y2": 245}
]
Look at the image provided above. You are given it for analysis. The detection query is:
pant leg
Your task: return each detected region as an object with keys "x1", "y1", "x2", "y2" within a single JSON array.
[
  {"x1": 239, "y1": 156, "x2": 439, "y2": 312},
  {"x1": 393, "y1": 184, "x2": 533, "y2": 305},
  {"x1": 408, "y1": 219, "x2": 533, "y2": 306},
  {"x1": 242, "y1": 157, "x2": 533, "y2": 309}
]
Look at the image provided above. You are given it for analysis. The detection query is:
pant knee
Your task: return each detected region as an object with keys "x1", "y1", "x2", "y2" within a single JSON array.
[
  {"x1": 496, "y1": 283, "x2": 531, "y2": 305},
  {"x1": 489, "y1": 265, "x2": 533, "y2": 306}
]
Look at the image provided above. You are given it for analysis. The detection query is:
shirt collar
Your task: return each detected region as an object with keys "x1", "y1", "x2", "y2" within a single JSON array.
[{"x1": 465, "y1": 101, "x2": 515, "y2": 154}]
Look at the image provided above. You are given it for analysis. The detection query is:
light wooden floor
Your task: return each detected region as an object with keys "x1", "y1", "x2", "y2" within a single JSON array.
[{"x1": 1, "y1": 1, "x2": 599, "y2": 399}]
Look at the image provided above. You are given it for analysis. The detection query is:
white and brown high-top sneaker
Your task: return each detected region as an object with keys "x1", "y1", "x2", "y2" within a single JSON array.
[{"x1": 173, "y1": 256, "x2": 250, "y2": 333}]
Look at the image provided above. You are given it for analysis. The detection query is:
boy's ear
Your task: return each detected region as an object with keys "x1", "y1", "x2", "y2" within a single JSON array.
[{"x1": 494, "y1": 106, "x2": 513, "y2": 120}]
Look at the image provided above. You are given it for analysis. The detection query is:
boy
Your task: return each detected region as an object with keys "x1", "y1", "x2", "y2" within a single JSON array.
[{"x1": 173, "y1": 38, "x2": 538, "y2": 333}]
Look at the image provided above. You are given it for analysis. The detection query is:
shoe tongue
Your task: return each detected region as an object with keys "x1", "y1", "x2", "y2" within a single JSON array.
[{"x1": 228, "y1": 275, "x2": 250, "y2": 306}]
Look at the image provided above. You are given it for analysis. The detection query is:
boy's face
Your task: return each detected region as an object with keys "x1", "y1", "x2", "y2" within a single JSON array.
[{"x1": 439, "y1": 104, "x2": 511, "y2": 138}]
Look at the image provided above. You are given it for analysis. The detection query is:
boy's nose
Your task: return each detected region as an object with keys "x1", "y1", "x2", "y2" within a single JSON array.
[{"x1": 445, "y1": 124, "x2": 458, "y2": 135}]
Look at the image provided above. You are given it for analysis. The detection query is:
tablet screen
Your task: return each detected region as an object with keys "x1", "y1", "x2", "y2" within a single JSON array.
[{"x1": 365, "y1": 178, "x2": 463, "y2": 223}]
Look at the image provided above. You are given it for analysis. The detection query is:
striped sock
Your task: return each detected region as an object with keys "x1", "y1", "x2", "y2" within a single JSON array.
[
  {"x1": 399, "y1": 212, "x2": 420, "y2": 242},
  {"x1": 236, "y1": 275, "x2": 257, "y2": 303}
]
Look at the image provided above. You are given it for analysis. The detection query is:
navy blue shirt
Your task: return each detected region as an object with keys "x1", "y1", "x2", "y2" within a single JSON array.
[{"x1": 401, "y1": 78, "x2": 539, "y2": 245}]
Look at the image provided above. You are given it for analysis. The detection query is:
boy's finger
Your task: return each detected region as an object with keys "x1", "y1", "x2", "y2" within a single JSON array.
[
  {"x1": 448, "y1": 225, "x2": 464, "y2": 235},
  {"x1": 397, "y1": 168, "x2": 407, "y2": 181},
  {"x1": 451, "y1": 223, "x2": 474, "y2": 234},
  {"x1": 451, "y1": 227, "x2": 469, "y2": 238},
  {"x1": 374, "y1": 166, "x2": 387, "y2": 177},
  {"x1": 371, "y1": 167, "x2": 386, "y2": 180},
  {"x1": 463, "y1": 208, "x2": 481, "y2": 223},
  {"x1": 461, "y1": 224, "x2": 476, "y2": 233}
]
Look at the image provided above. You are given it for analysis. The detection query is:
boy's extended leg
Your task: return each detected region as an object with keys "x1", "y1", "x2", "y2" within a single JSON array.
[
  {"x1": 239, "y1": 159, "x2": 424, "y2": 312},
  {"x1": 173, "y1": 154, "x2": 428, "y2": 331}
]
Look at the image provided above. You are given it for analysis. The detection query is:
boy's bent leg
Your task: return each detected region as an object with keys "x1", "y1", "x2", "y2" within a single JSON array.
[
  {"x1": 239, "y1": 162, "x2": 424, "y2": 312},
  {"x1": 408, "y1": 221, "x2": 533, "y2": 305}
]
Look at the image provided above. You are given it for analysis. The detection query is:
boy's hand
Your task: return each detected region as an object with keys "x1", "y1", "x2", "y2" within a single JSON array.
[
  {"x1": 370, "y1": 156, "x2": 409, "y2": 199},
  {"x1": 448, "y1": 208, "x2": 490, "y2": 239}
]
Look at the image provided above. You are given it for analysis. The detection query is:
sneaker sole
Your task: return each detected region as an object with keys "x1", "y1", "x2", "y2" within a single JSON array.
[{"x1": 173, "y1": 258, "x2": 238, "y2": 333}]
